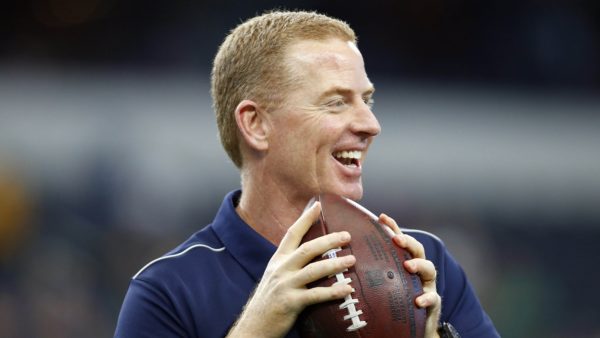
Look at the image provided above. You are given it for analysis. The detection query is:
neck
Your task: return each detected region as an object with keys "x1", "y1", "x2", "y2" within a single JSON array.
[{"x1": 236, "y1": 169, "x2": 310, "y2": 246}]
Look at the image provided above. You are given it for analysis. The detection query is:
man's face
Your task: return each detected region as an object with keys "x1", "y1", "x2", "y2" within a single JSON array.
[{"x1": 264, "y1": 38, "x2": 381, "y2": 202}]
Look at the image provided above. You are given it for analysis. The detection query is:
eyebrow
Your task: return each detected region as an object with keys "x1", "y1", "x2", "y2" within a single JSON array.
[{"x1": 318, "y1": 85, "x2": 376, "y2": 101}]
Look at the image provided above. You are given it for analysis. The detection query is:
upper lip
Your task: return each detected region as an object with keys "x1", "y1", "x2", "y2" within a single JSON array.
[{"x1": 331, "y1": 144, "x2": 367, "y2": 153}]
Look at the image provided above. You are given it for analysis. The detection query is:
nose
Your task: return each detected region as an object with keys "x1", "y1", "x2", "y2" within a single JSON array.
[{"x1": 351, "y1": 103, "x2": 381, "y2": 138}]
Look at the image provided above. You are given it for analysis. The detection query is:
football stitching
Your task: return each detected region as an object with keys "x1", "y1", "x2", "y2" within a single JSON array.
[{"x1": 322, "y1": 248, "x2": 367, "y2": 332}]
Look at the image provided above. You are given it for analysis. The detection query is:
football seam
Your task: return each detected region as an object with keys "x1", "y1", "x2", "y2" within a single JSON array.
[
  {"x1": 321, "y1": 215, "x2": 367, "y2": 332},
  {"x1": 322, "y1": 247, "x2": 367, "y2": 332}
]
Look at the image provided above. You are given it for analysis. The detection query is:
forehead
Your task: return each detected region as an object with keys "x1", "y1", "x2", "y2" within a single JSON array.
[
  {"x1": 285, "y1": 38, "x2": 363, "y2": 71},
  {"x1": 283, "y1": 39, "x2": 372, "y2": 94}
]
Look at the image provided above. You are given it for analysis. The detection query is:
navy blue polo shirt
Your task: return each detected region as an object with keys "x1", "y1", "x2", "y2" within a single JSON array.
[{"x1": 115, "y1": 190, "x2": 499, "y2": 338}]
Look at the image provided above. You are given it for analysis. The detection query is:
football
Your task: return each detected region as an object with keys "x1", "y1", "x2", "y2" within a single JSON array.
[{"x1": 298, "y1": 194, "x2": 426, "y2": 338}]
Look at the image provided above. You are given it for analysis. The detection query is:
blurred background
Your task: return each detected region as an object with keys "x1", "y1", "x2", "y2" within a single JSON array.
[{"x1": 1, "y1": 1, "x2": 599, "y2": 337}]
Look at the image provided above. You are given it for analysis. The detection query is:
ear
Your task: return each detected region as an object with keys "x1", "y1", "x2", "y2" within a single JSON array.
[{"x1": 234, "y1": 100, "x2": 270, "y2": 152}]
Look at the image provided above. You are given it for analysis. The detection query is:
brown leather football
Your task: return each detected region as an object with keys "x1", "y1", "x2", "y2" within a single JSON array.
[{"x1": 298, "y1": 193, "x2": 426, "y2": 338}]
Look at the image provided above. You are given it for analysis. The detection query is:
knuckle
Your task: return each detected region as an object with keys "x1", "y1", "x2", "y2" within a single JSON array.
[
  {"x1": 306, "y1": 287, "x2": 322, "y2": 305},
  {"x1": 331, "y1": 286, "x2": 346, "y2": 299},
  {"x1": 304, "y1": 264, "x2": 318, "y2": 282},
  {"x1": 277, "y1": 293, "x2": 298, "y2": 313},
  {"x1": 416, "y1": 259, "x2": 436, "y2": 279},
  {"x1": 284, "y1": 227, "x2": 300, "y2": 242},
  {"x1": 427, "y1": 261, "x2": 437, "y2": 279},
  {"x1": 422, "y1": 282, "x2": 436, "y2": 293},
  {"x1": 268, "y1": 272, "x2": 285, "y2": 289},
  {"x1": 263, "y1": 266, "x2": 276, "y2": 278},
  {"x1": 297, "y1": 242, "x2": 313, "y2": 258},
  {"x1": 407, "y1": 236, "x2": 425, "y2": 257},
  {"x1": 337, "y1": 257, "x2": 350, "y2": 270},
  {"x1": 263, "y1": 260, "x2": 282, "y2": 278},
  {"x1": 414, "y1": 242, "x2": 425, "y2": 256},
  {"x1": 329, "y1": 233, "x2": 343, "y2": 247},
  {"x1": 428, "y1": 291, "x2": 440, "y2": 302}
]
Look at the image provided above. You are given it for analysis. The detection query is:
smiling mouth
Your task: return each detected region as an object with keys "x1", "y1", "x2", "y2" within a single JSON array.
[{"x1": 333, "y1": 150, "x2": 362, "y2": 168}]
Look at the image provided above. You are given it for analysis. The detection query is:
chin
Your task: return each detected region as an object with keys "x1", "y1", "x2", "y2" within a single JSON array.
[
  {"x1": 344, "y1": 188, "x2": 363, "y2": 201},
  {"x1": 326, "y1": 183, "x2": 363, "y2": 201}
]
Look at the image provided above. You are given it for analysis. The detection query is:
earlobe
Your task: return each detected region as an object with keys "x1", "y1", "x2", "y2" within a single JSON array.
[{"x1": 234, "y1": 100, "x2": 270, "y2": 151}]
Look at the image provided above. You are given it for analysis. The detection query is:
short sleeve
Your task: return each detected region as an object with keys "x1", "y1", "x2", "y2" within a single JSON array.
[{"x1": 114, "y1": 278, "x2": 187, "y2": 338}]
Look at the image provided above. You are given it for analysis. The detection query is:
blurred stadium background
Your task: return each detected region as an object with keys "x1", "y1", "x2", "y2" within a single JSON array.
[{"x1": 1, "y1": 1, "x2": 599, "y2": 337}]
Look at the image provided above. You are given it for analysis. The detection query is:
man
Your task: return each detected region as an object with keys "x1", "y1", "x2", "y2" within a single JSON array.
[{"x1": 115, "y1": 11, "x2": 499, "y2": 338}]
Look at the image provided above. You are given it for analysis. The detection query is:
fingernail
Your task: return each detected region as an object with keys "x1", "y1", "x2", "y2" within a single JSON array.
[{"x1": 303, "y1": 197, "x2": 317, "y2": 212}]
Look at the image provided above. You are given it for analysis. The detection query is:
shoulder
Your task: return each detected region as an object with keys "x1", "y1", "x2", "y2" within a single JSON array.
[
  {"x1": 132, "y1": 224, "x2": 228, "y2": 282},
  {"x1": 117, "y1": 222, "x2": 254, "y2": 338}
]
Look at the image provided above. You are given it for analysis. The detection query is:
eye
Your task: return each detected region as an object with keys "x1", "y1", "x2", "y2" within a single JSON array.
[
  {"x1": 326, "y1": 98, "x2": 346, "y2": 108},
  {"x1": 363, "y1": 96, "x2": 374, "y2": 108}
]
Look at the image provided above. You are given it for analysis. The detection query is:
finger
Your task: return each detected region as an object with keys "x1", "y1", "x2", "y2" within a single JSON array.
[
  {"x1": 379, "y1": 213, "x2": 402, "y2": 235},
  {"x1": 393, "y1": 233, "x2": 426, "y2": 259},
  {"x1": 415, "y1": 291, "x2": 441, "y2": 309},
  {"x1": 285, "y1": 231, "x2": 351, "y2": 269},
  {"x1": 403, "y1": 258, "x2": 436, "y2": 283},
  {"x1": 379, "y1": 214, "x2": 426, "y2": 259},
  {"x1": 278, "y1": 201, "x2": 321, "y2": 254},
  {"x1": 292, "y1": 255, "x2": 356, "y2": 286},
  {"x1": 300, "y1": 284, "x2": 354, "y2": 307}
]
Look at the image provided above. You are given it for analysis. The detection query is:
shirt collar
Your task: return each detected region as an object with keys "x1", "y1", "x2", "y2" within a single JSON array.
[{"x1": 212, "y1": 190, "x2": 277, "y2": 282}]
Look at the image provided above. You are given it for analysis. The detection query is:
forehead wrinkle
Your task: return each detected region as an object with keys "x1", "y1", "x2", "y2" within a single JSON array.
[
  {"x1": 287, "y1": 53, "x2": 369, "y2": 91},
  {"x1": 312, "y1": 52, "x2": 349, "y2": 70},
  {"x1": 288, "y1": 51, "x2": 351, "y2": 79},
  {"x1": 286, "y1": 41, "x2": 359, "y2": 72},
  {"x1": 283, "y1": 39, "x2": 372, "y2": 104}
]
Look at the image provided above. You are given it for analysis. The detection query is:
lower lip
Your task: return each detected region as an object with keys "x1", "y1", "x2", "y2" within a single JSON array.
[{"x1": 332, "y1": 156, "x2": 362, "y2": 177}]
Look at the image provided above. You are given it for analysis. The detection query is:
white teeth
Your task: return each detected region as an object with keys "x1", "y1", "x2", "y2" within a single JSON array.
[{"x1": 333, "y1": 150, "x2": 362, "y2": 160}]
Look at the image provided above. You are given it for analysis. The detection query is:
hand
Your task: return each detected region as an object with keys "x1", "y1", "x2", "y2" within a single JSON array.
[
  {"x1": 227, "y1": 202, "x2": 356, "y2": 338},
  {"x1": 379, "y1": 213, "x2": 442, "y2": 338}
]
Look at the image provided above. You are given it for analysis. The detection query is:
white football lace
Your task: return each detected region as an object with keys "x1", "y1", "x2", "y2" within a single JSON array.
[{"x1": 322, "y1": 248, "x2": 367, "y2": 331}]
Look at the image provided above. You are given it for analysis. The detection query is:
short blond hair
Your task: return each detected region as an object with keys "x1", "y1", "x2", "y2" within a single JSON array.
[{"x1": 211, "y1": 10, "x2": 356, "y2": 168}]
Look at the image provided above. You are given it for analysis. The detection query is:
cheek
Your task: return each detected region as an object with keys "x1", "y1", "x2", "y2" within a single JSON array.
[
  {"x1": 275, "y1": 113, "x2": 343, "y2": 159},
  {"x1": 319, "y1": 119, "x2": 344, "y2": 145},
  {"x1": 316, "y1": 122, "x2": 344, "y2": 162},
  {"x1": 321, "y1": 121, "x2": 339, "y2": 134}
]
